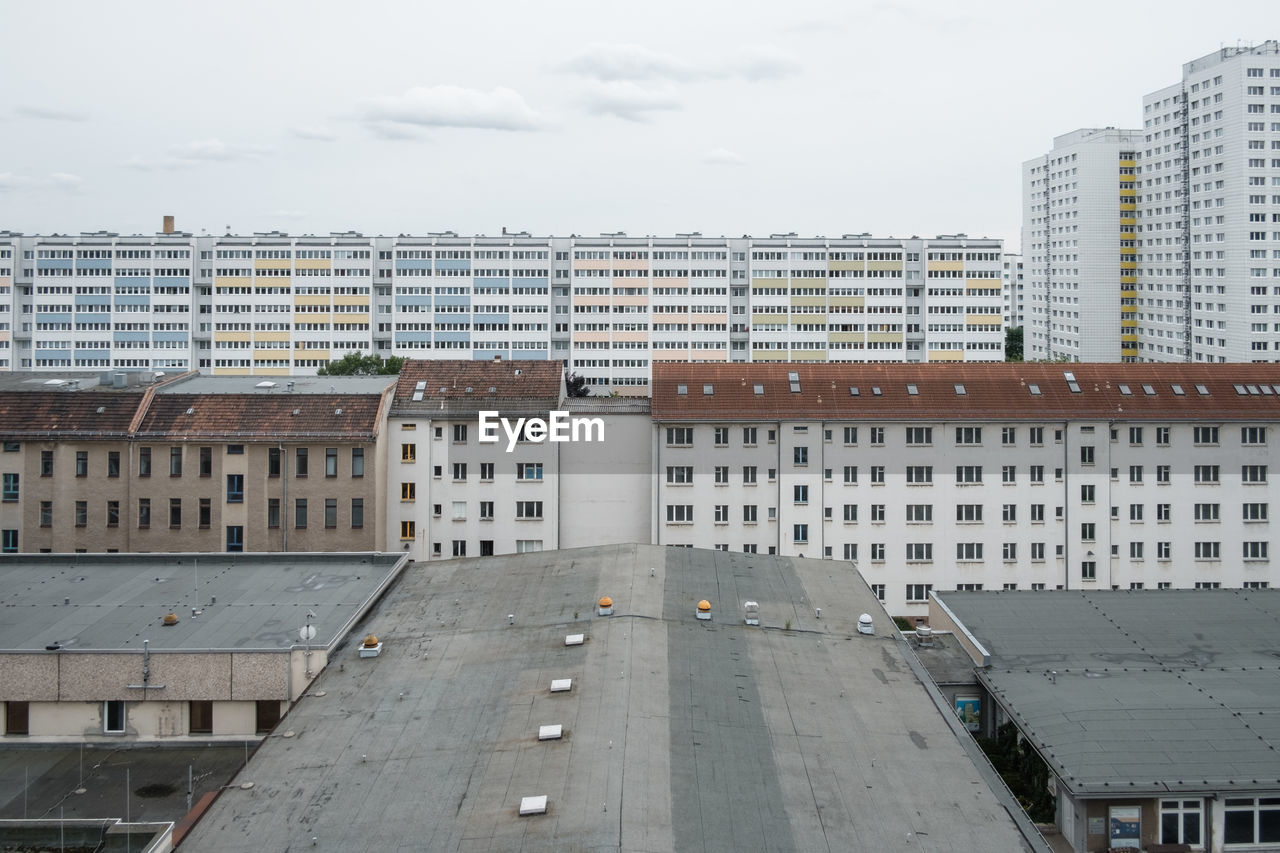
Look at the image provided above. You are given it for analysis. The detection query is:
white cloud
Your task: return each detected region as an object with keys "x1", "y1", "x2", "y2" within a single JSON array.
[
  {"x1": 266, "y1": 209, "x2": 308, "y2": 220},
  {"x1": 125, "y1": 139, "x2": 273, "y2": 171},
  {"x1": 562, "y1": 44, "x2": 700, "y2": 82},
  {"x1": 14, "y1": 105, "x2": 88, "y2": 122},
  {"x1": 362, "y1": 85, "x2": 546, "y2": 133},
  {"x1": 733, "y1": 45, "x2": 802, "y2": 81},
  {"x1": 291, "y1": 125, "x2": 338, "y2": 142},
  {"x1": 581, "y1": 81, "x2": 682, "y2": 122},
  {"x1": 703, "y1": 147, "x2": 746, "y2": 166},
  {"x1": 0, "y1": 171, "x2": 83, "y2": 191}
]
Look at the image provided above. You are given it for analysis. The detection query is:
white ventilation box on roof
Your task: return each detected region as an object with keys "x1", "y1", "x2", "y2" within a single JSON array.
[
  {"x1": 565, "y1": 633, "x2": 584, "y2": 646},
  {"x1": 538, "y1": 725, "x2": 563, "y2": 741},
  {"x1": 549, "y1": 678, "x2": 572, "y2": 693},
  {"x1": 519, "y1": 795, "x2": 547, "y2": 816}
]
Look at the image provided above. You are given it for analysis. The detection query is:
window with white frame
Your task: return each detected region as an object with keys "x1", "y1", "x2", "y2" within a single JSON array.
[
  {"x1": 666, "y1": 504, "x2": 693, "y2": 523},
  {"x1": 906, "y1": 542, "x2": 932, "y2": 561},
  {"x1": 906, "y1": 465, "x2": 932, "y2": 484},
  {"x1": 1224, "y1": 796, "x2": 1280, "y2": 846},
  {"x1": 1159, "y1": 799, "x2": 1202, "y2": 847},
  {"x1": 905, "y1": 583, "x2": 932, "y2": 602}
]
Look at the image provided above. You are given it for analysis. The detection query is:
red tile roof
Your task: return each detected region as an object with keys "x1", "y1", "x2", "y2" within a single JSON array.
[
  {"x1": 651, "y1": 363, "x2": 1280, "y2": 421},
  {"x1": 392, "y1": 359, "x2": 562, "y2": 415},
  {"x1": 0, "y1": 391, "x2": 143, "y2": 437},
  {"x1": 135, "y1": 393, "x2": 388, "y2": 439}
]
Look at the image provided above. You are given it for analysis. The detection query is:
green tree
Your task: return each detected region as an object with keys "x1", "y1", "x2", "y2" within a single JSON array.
[
  {"x1": 316, "y1": 352, "x2": 404, "y2": 376},
  {"x1": 1004, "y1": 326, "x2": 1023, "y2": 362},
  {"x1": 565, "y1": 372, "x2": 590, "y2": 398}
]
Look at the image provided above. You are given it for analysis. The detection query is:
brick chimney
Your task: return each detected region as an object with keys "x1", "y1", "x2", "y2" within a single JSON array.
[{"x1": 163, "y1": 215, "x2": 174, "y2": 234}]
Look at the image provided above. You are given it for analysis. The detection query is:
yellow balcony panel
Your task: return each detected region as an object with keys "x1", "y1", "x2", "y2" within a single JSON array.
[
  {"x1": 254, "y1": 259, "x2": 291, "y2": 270},
  {"x1": 752, "y1": 278, "x2": 786, "y2": 287},
  {"x1": 966, "y1": 279, "x2": 998, "y2": 289},
  {"x1": 214, "y1": 277, "x2": 252, "y2": 287},
  {"x1": 829, "y1": 296, "x2": 865, "y2": 307},
  {"x1": 791, "y1": 296, "x2": 827, "y2": 307},
  {"x1": 789, "y1": 350, "x2": 826, "y2": 361},
  {"x1": 828, "y1": 332, "x2": 863, "y2": 343},
  {"x1": 867, "y1": 332, "x2": 902, "y2": 344},
  {"x1": 1121, "y1": 305, "x2": 1137, "y2": 314},
  {"x1": 752, "y1": 351, "x2": 787, "y2": 361},
  {"x1": 613, "y1": 332, "x2": 648, "y2": 343},
  {"x1": 294, "y1": 259, "x2": 330, "y2": 270},
  {"x1": 575, "y1": 332, "x2": 610, "y2": 343},
  {"x1": 1120, "y1": 203, "x2": 1136, "y2": 212},
  {"x1": 214, "y1": 331, "x2": 252, "y2": 342},
  {"x1": 1121, "y1": 348, "x2": 1138, "y2": 357},
  {"x1": 574, "y1": 259, "x2": 610, "y2": 270},
  {"x1": 613, "y1": 259, "x2": 648, "y2": 270},
  {"x1": 789, "y1": 281, "x2": 827, "y2": 292},
  {"x1": 613, "y1": 294, "x2": 649, "y2": 306},
  {"x1": 928, "y1": 350, "x2": 964, "y2": 361},
  {"x1": 333, "y1": 295, "x2": 370, "y2": 307},
  {"x1": 752, "y1": 313, "x2": 788, "y2": 323},
  {"x1": 1120, "y1": 218, "x2": 1137, "y2": 226},
  {"x1": 1121, "y1": 261, "x2": 1137, "y2": 269},
  {"x1": 255, "y1": 280, "x2": 291, "y2": 289},
  {"x1": 828, "y1": 261, "x2": 864, "y2": 271},
  {"x1": 253, "y1": 348, "x2": 293, "y2": 359},
  {"x1": 212, "y1": 367, "x2": 252, "y2": 376},
  {"x1": 574, "y1": 294, "x2": 611, "y2": 306},
  {"x1": 689, "y1": 313, "x2": 725, "y2": 324},
  {"x1": 293, "y1": 313, "x2": 330, "y2": 323},
  {"x1": 1121, "y1": 335, "x2": 1138, "y2": 344},
  {"x1": 254, "y1": 331, "x2": 291, "y2": 342},
  {"x1": 867, "y1": 261, "x2": 903, "y2": 271},
  {"x1": 1119, "y1": 189, "x2": 1136, "y2": 196},
  {"x1": 965, "y1": 314, "x2": 1001, "y2": 325},
  {"x1": 294, "y1": 295, "x2": 332, "y2": 306},
  {"x1": 653, "y1": 351, "x2": 690, "y2": 361},
  {"x1": 0, "y1": 331, "x2": 9, "y2": 342},
  {"x1": 927, "y1": 261, "x2": 964, "y2": 271},
  {"x1": 1119, "y1": 160, "x2": 1136, "y2": 168},
  {"x1": 1121, "y1": 319, "x2": 1137, "y2": 328},
  {"x1": 288, "y1": 349, "x2": 328, "y2": 360},
  {"x1": 1121, "y1": 290, "x2": 1137, "y2": 298}
]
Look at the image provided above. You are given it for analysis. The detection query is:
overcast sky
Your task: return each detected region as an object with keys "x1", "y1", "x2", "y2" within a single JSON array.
[{"x1": 0, "y1": 0, "x2": 1274, "y2": 251}]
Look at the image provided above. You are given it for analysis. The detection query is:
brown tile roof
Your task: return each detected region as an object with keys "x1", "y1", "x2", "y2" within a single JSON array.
[
  {"x1": 651, "y1": 362, "x2": 1280, "y2": 421},
  {"x1": 392, "y1": 359, "x2": 562, "y2": 416},
  {"x1": 135, "y1": 393, "x2": 388, "y2": 440},
  {"x1": 0, "y1": 391, "x2": 144, "y2": 437}
]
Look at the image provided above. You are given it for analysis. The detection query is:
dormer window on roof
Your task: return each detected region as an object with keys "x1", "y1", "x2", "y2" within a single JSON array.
[
  {"x1": 1118, "y1": 384, "x2": 1132, "y2": 395},
  {"x1": 676, "y1": 384, "x2": 687, "y2": 395},
  {"x1": 906, "y1": 383, "x2": 918, "y2": 395},
  {"x1": 1262, "y1": 385, "x2": 1275, "y2": 396},
  {"x1": 1196, "y1": 384, "x2": 1210, "y2": 396},
  {"x1": 1235, "y1": 384, "x2": 1248, "y2": 395},
  {"x1": 788, "y1": 371, "x2": 800, "y2": 393},
  {"x1": 871, "y1": 386, "x2": 882, "y2": 396},
  {"x1": 1171, "y1": 384, "x2": 1185, "y2": 395},
  {"x1": 954, "y1": 384, "x2": 966, "y2": 396},
  {"x1": 849, "y1": 386, "x2": 859, "y2": 396},
  {"x1": 703, "y1": 384, "x2": 713, "y2": 396},
  {"x1": 753, "y1": 384, "x2": 764, "y2": 396},
  {"x1": 1142, "y1": 384, "x2": 1156, "y2": 396},
  {"x1": 1247, "y1": 384, "x2": 1261, "y2": 395},
  {"x1": 1028, "y1": 384, "x2": 1041, "y2": 396}
]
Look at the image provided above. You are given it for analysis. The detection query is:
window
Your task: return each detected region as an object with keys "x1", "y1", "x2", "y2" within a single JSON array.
[
  {"x1": 870, "y1": 503, "x2": 885, "y2": 522},
  {"x1": 714, "y1": 505, "x2": 730, "y2": 523},
  {"x1": 400, "y1": 520, "x2": 416, "y2": 540},
  {"x1": 1159, "y1": 799, "x2": 1202, "y2": 848},
  {"x1": 956, "y1": 542, "x2": 983, "y2": 560},
  {"x1": 714, "y1": 427, "x2": 729, "y2": 446},
  {"x1": 479, "y1": 501, "x2": 494, "y2": 520},
  {"x1": 955, "y1": 426, "x2": 981, "y2": 445},
  {"x1": 1080, "y1": 445, "x2": 1095, "y2": 465},
  {"x1": 1001, "y1": 427, "x2": 1016, "y2": 446},
  {"x1": 906, "y1": 466, "x2": 932, "y2": 484},
  {"x1": 1029, "y1": 465, "x2": 1044, "y2": 484},
  {"x1": 906, "y1": 542, "x2": 932, "y2": 561},
  {"x1": 107, "y1": 500, "x2": 119, "y2": 527},
  {"x1": 401, "y1": 443, "x2": 416, "y2": 462},
  {"x1": 1193, "y1": 426, "x2": 1219, "y2": 445},
  {"x1": 1128, "y1": 465, "x2": 1143, "y2": 483},
  {"x1": 268, "y1": 498, "x2": 280, "y2": 529},
  {"x1": 1002, "y1": 465, "x2": 1016, "y2": 484},
  {"x1": 479, "y1": 462, "x2": 494, "y2": 480},
  {"x1": 227, "y1": 444, "x2": 244, "y2": 455},
  {"x1": 793, "y1": 446, "x2": 808, "y2": 466},
  {"x1": 842, "y1": 504, "x2": 857, "y2": 522},
  {"x1": 268, "y1": 447, "x2": 281, "y2": 477},
  {"x1": 1002, "y1": 504, "x2": 1016, "y2": 522},
  {"x1": 714, "y1": 466, "x2": 729, "y2": 484},
  {"x1": 400, "y1": 482, "x2": 416, "y2": 501},
  {"x1": 905, "y1": 426, "x2": 932, "y2": 445},
  {"x1": 74, "y1": 450, "x2": 88, "y2": 477},
  {"x1": 666, "y1": 504, "x2": 693, "y2": 523},
  {"x1": 1130, "y1": 504, "x2": 1144, "y2": 521},
  {"x1": 0, "y1": 473, "x2": 16, "y2": 502},
  {"x1": 295, "y1": 448, "x2": 308, "y2": 477},
  {"x1": 743, "y1": 427, "x2": 758, "y2": 445},
  {"x1": 1081, "y1": 484, "x2": 1095, "y2": 503},
  {"x1": 870, "y1": 427, "x2": 885, "y2": 444},
  {"x1": 200, "y1": 447, "x2": 212, "y2": 477},
  {"x1": 351, "y1": 498, "x2": 364, "y2": 528},
  {"x1": 1243, "y1": 426, "x2": 1267, "y2": 445},
  {"x1": 452, "y1": 462, "x2": 467, "y2": 481},
  {"x1": 103, "y1": 700, "x2": 126, "y2": 734},
  {"x1": 1157, "y1": 503, "x2": 1171, "y2": 522},
  {"x1": 1130, "y1": 542, "x2": 1144, "y2": 560},
  {"x1": 1029, "y1": 426, "x2": 1044, "y2": 445},
  {"x1": 666, "y1": 427, "x2": 693, "y2": 446},
  {"x1": 870, "y1": 583, "x2": 885, "y2": 601},
  {"x1": 1081, "y1": 522, "x2": 1096, "y2": 541},
  {"x1": 843, "y1": 543, "x2": 858, "y2": 560},
  {"x1": 168, "y1": 498, "x2": 180, "y2": 528},
  {"x1": 743, "y1": 504, "x2": 758, "y2": 523},
  {"x1": 1081, "y1": 561, "x2": 1096, "y2": 581},
  {"x1": 453, "y1": 423, "x2": 468, "y2": 443},
  {"x1": 137, "y1": 498, "x2": 150, "y2": 528},
  {"x1": 351, "y1": 447, "x2": 364, "y2": 477},
  {"x1": 517, "y1": 462, "x2": 543, "y2": 481},
  {"x1": 843, "y1": 426, "x2": 858, "y2": 445},
  {"x1": 1224, "y1": 797, "x2": 1280, "y2": 846},
  {"x1": 294, "y1": 498, "x2": 308, "y2": 529},
  {"x1": 1244, "y1": 502, "x2": 1269, "y2": 521},
  {"x1": 999, "y1": 542, "x2": 1016, "y2": 561},
  {"x1": 905, "y1": 583, "x2": 932, "y2": 602},
  {"x1": 794, "y1": 484, "x2": 809, "y2": 504},
  {"x1": 1194, "y1": 465, "x2": 1220, "y2": 484},
  {"x1": 452, "y1": 540, "x2": 467, "y2": 557},
  {"x1": 199, "y1": 498, "x2": 210, "y2": 529},
  {"x1": 870, "y1": 543, "x2": 885, "y2": 561},
  {"x1": 842, "y1": 466, "x2": 857, "y2": 484},
  {"x1": 1194, "y1": 503, "x2": 1220, "y2": 521},
  {"x1": 1195, "y1": 541, "x2": 1220, "y2": 559},
  {"x1": 1155, "y1": 426, "x2": 1170, "y2": 445},
  {"x1": 517, "y1": 500, "x2": 546, "y2": 520},
  {"x1": 226, "y1": 474, "x2": 244, "y2": 503},
  {"x1": 169, "y1": 447, "x2": 182, "y2": 476},
  {"x1": 1244, "y1": 541, "x2": 1269, "y2": 560},
  {"x1": 325, "y1": 499, "x2": 337, "y2": 528},
  {"x1": 138, "y1": 447, "x2": 151, "y2": 477},
  {"x1": 1030, "y1": 504, "x2": 1045, "y2": 522},
  {"x1": 956, "y1": 465, "x2": 982, "y2": 484},
  {"x1": 1030, "y1": 542, "x2": 1045, "y2": 560},
  {"x1": 325, "y1": 448, "x2": 338, "y2": 477},
  {"x1": 226, "y1": 525, "x2": 243, "y2": 552},
  {"x1": 743, "y1": 466, "x2": 758, "y2": 484},
  {"x1": 1243, "y1": 465, "x2": 1268, "y2": 484},
  {"x1": 107, "y1": 451, "x2": 120, "y2": 478},
  {"x1": 1129, "y1": 426, "x2": 1143, "y2": 445},
  {"x1": 956, "y1": 504, "x2": 982, "y2": 522},
  {"x1": 1155, "y1": 541, "x2": 1171, "y2": 560},
  {"x1": 870, "y1": 465, "x2": 885, "y2": 484},
  {"x1": 906, "y1": 503, "x2": 932, "y2": 522}
]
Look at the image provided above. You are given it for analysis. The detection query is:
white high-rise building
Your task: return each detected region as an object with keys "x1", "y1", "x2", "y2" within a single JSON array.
[
  {"x1": 1023, "y1": 127, "x2": 1142, "y2": 362},
  {"x1": 1137, "y1": 41, "x2": 1280, "y2": 363},
  {"x1": 1001, "y1": 253, "x2": 1024, "y2": 329}
]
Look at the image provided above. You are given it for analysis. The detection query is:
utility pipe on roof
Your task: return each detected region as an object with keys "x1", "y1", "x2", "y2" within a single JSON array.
[{"x1": 1062, "y1": 419, "x2": 1070, "y2": 591}]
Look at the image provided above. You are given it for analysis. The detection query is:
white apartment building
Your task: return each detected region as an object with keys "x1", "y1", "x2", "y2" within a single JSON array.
[
  {"x1": 1023, "y1": 128, "x2": 1142, "y2": 362},
  {"x1": 1001, "y1": 253, "x2": 1024, "y2": 330},
  {"x1": 1138, "y1": 41, "x2": 1280, "y2": 363},
  {"x1": 0, "y1": 229, "x2": 1005, "y2": 394}
]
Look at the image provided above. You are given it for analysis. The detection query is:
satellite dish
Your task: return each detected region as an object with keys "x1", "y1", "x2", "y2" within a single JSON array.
[{"x1": 299, "y1": 624, "x2": 317, "y2": 641}]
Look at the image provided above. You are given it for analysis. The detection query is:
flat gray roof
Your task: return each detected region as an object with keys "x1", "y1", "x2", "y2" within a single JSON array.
[
  {"x1": 0, "y1": 553, "x2": 407, "y2": 652},
  {"x1": 937, "y1": 589, "x2": 1280, "y2": 797},
  {"x1": 157, "y1": 374, "x2": 395, "y2": 395},
  {"x1": 182, "y1": 544, "x2": 1032, "y2": 852}
]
